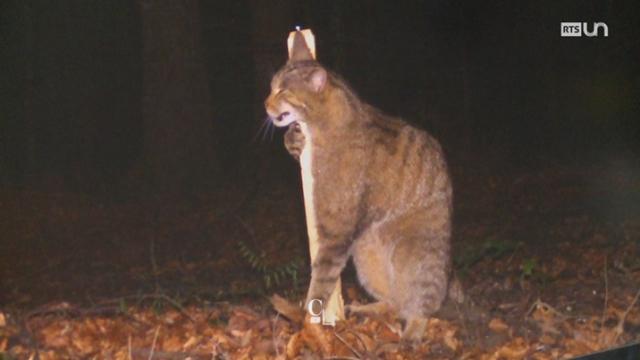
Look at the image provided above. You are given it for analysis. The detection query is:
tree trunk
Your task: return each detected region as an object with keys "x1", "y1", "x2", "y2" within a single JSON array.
[{"x1": 136, "y1": 0, "x2": 215, "y2": 192}]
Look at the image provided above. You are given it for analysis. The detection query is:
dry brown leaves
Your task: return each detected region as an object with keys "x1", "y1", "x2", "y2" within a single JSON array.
[
  {"x1": 1, "y1": 304, "x2": 293, "y2": 359},
  {"x1": 1, "y1": 293, "x2": 638, "y2": 359},
  {"x1": 0, "y1": 302, "x2": 467, "y2": 359}
]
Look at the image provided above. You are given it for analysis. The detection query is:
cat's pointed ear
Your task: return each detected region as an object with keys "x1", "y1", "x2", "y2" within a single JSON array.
[
  {"x1": 309, "y1": 68, "x2": 327, "y2": 92},
  {"x1": 289, "y1": 31, "x2": 314, "y2": 62}
]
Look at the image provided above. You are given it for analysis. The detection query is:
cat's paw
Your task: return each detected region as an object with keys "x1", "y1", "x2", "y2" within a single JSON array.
[
  {"x1": 284, "y1": 122, "x2": 305, "y2": 161},
  {"x1": 401, "y1": 317, "x2": 428, "y2": 343}
]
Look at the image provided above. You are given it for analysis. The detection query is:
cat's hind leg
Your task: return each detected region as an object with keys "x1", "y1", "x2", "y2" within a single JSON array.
[
  {"x1": 388, "y1": 229, "x2": 450, "y2": 342},
  {"x1": 351, "y1": 227, "x2": 393, "y2": 303}
]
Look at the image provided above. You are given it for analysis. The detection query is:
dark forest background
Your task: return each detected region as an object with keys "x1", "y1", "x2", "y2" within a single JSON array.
[
  {"x1": 1, "y1": 2, "x2": 639, "y2": 356},
  {"x1": 2, "y1": 1, "x2": 638, "y2": 194}
]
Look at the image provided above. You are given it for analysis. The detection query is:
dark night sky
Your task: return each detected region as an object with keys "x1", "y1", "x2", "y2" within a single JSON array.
[{"x1": 1, "y1": 1, "x2": 638, "y2": 190}]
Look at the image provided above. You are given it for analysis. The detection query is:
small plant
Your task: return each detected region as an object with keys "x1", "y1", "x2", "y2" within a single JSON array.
[
  {"x1": 521, "y1": 257, "x2": 537, "y2": 278},
  {"x1": 456, "y1": 237, "x2": 522, "y2": 273},
  {"x1": 150, "y1": 297, "x2": 167, "y2": 315},
  {"x1": 519, "y1": 257, "x2": 551, "y2": 288},
  {"x1": 118, "y1": 298, "x2": 128, "y2": 314},
  {"x1": 237, "y1": 240, "x2": 302, "y2": 290}
]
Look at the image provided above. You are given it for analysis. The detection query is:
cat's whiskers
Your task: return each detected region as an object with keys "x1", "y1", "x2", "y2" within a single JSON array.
[
  {"x1": 265, "y1": 117, "x2": 277, "y2": 143},
  {"x1": 253, "y1": 116, "x2": 274, "y2": 143},
  {"x1": 252, "y1": 118, "x2": 267, "y2": 143},
  {"x1": 268, "y1": 118, "x2": 276, "y2": 142}
]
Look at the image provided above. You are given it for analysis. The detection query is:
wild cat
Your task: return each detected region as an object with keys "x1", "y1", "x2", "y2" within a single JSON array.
[{"x1": 264, "y1": 32, "x2": 461, "y2": 340}]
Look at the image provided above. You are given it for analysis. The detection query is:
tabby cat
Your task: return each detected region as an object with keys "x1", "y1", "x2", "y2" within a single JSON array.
[{"x1": 264, "y1": 32, "x2": 459, "y2": 340}]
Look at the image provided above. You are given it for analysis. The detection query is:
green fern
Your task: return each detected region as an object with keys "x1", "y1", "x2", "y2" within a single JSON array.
[
  {"x1": 455, "y1": 237, "x2": 522, "y2": 273},
  {"x1": 237, "y1": 240, "x2": 302, "y2": 290}
]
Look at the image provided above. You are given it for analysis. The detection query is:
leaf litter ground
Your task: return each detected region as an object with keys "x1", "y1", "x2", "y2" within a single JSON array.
[{"x1": 1, "y1": 162, "x2": 639, "y2": 359}]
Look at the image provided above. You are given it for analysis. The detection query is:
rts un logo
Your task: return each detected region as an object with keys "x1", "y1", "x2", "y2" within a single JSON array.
[{"x1": 561, "y1": 22, "x2": 609, "y2": 37}]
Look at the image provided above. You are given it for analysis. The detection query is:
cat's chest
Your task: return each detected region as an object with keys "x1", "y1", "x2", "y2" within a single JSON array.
[{"x1": 302, "y1": 126, "x2": 364, "y2": 169}]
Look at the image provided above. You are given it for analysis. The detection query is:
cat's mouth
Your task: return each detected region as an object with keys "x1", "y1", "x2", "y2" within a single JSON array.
[
  {"x1": 266, "y1": 100, "x2": 303, "y2": 127},
  {"x1": 269, "y1": 109, "x2": 298, "y2": 127},
  {"x1": 276, "y1": 111, "x2": 290, "y2": 122}
]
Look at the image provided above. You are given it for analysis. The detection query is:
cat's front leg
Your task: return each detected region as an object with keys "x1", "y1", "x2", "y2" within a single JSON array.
[
  {"x1": 284, "y1": 122, "x2": 305, "y2": 161},
  {"x1": 305, "y1": 238, "x2": 351, "y2": 307},
  {"x1": 304, "y1": 157, "x2": 366, "y2": 309}
]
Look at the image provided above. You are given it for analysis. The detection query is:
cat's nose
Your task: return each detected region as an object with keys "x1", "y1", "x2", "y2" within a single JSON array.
[{"x1": 264, "y1": 103, "x2": 277, "y2": 119}]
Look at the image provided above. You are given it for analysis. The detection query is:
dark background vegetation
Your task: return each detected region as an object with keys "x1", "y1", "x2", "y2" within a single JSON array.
[
  {"x1": 0, "y1": 1, "x2": 638, "y2": 306},
  {"x1": 2, "y1": 1, "x2": 638, "y2": 189}
]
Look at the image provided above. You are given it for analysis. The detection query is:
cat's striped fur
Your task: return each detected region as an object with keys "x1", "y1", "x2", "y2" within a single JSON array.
[{"x1": 265, "y1": 37, "x2": 459, "y2": 340}]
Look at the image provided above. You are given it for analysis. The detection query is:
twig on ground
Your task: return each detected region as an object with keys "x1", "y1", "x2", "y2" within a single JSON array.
[
  {"x1": 526, "y1": 299, "x2": 569, "y2": 320},
  {"x1": 25, "y1": 302, "x2": 76, "y2": 319},
  {"x1": 23, "y1": 300, "x2": 145, "y2": 336},
  {"x1": 272, "y1": 312, "x2": 282, "y2": 358},
  {"x1": 128, "y1": 334, "x2": 133, "y2": 360},
  {"x1": 148, "y1": 325, "x2": 160, "y2": 360},
  {"x1": 333, "y1": 331, "x2": 362, "y2": 359},
  {"x1": 133, "y1": 348, "x2": 204, "y2": 360},
  {"x1": 382, "y1": 319, "x2": 402, "y2": 337},
  {"x1": 93, "y1": 293, "x2": 194, "y2": 323},
  {"x1": 344, "y1": 329, "x2": 369, "y2": 354},
  {"x1": 613, "y1": 287, "x2": 640, "y2": 344},
  {"x1": 600, "y1": 256, "x2": 608, "y2": 332},
  {"x1": 92, "y1": 293, "x2": 196, "y2": 322},
  {"x1": 140, "y1": 293, "x2": 196, "y2": 323}
]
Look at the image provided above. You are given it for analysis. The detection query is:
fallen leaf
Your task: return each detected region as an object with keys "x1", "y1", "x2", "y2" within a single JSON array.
[
  {"x1": 228, "y1": 314, "x2": 249, "y2": 334},
  {"x1": 494, "y1": 337, "x2": 529, "y2": 359},
  {"x1": 239, "y1": 329, "x2": 252, "y2": 347},
  {"x1": 444, "y1": 328, "x2": 461, "y2": 351},
  {"x1": 539, "y1": 334, "x2": 556, "y2": 345},
  {"x1": 489, "y1": 318, "x2": 509, "y2": 333},
  {"x1": 182, "y1": 335, "x2": 199, "y2": 349}
]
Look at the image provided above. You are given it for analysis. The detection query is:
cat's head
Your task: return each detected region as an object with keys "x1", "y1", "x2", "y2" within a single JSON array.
[{"x1": 264, "y1": 32, "x2": 328, "y2": 128}]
